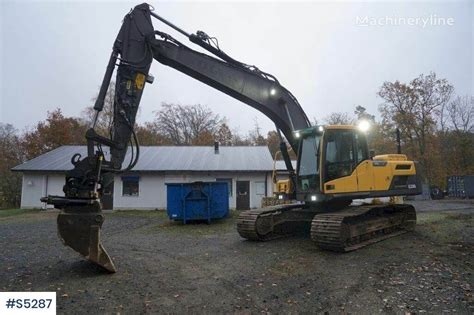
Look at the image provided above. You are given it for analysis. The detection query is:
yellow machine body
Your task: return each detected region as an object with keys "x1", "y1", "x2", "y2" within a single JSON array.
[
  {"x1": 323, "y1": 154, "x2": 416, "y2": 194},
  {"x1": 295, "y1": 125, "x2": 421, "y2": 204},
  {"x1": 241, "y1": 123, "x2": 420, "y2": 251},
  {"x1": 275, "y1": 179, "x2": 292, "y2": 195},
  {"x1": 271, "y1": 150, "x2": 294, "y2": 200}
]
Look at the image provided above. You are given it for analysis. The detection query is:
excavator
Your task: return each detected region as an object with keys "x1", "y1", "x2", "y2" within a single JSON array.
[
  {"x1": 42, "y1": 3, "x2": 421, "y2": 273},
  {"x1": 260, "y1": 150, "x2": 294, "y2": 207}
]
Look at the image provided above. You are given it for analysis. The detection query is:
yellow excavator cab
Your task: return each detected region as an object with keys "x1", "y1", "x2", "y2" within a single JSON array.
[
  {"x1": 271, "y1": 150, "x2": 294, "y2": 200},
  {"x1": 276, "y1": 179, "x2": 291, "y2": 195}
]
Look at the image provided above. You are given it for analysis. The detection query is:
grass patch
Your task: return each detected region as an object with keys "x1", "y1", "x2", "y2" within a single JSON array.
[
  {"x1": 445, "y1": 213, "x2": 473, "y2": 221},
  {"x1": 0, "y1": 209, "x2": 41, "y2": 218},
  {"x1": 417, "y1": 212, "x2": 473, "y2": 224},
  {"x1": 110, "y1": 209, "x2": 168, "y2": 219},
  {"x1": 110, "y1": 209, "x2": 239, "y2": 236},
  {"x1": 148, "y1": 211, "x2": 238, "y2": 236},
  {"x1": 416, "y1": 212, "x2": 446, "y2": 224},
  {"x1": 416, "y1": 211, "x2": 473, "y2": 246}
]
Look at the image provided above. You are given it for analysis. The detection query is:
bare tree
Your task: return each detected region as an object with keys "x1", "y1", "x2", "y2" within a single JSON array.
[
  {"x1": 152, "y1": 103, "x2": 223, "y2": 145},
  {"x1": 354, "y1": 105, "x2": 375, "y2": 122},
  {"x1": 248, "y1": 118, "x2": 266, "y2": 145},
  {"x1": 378, "y1": 72, "x2": 454, "y2": 183},
  {"x1": 230, "y1": 127, "x2": 251, "y2": 146},
  {"x1": 82, "y1": 81, "x2": 116, "y2": 136},
  {"x1": 323, "y1": 112, "x2": 354, "y2": 125},
  {"x1": 378, "y1": 72, "x2": 453, "y2": 155},
  {"x1": 446, "y1": 95, "x2": 474, "y2": 132}
]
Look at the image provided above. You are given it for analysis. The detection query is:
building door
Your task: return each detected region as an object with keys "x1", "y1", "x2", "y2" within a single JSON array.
[
  {"x1": 101, "y1": 181, "x2": 114, "y2": 210},
  {"x1": 236, "y1": 181, "x2": 250, "y2": 210}
]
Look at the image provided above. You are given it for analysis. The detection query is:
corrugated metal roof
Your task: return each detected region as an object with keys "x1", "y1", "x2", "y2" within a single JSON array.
[
  {"x1": 12, "y1": 145, "x2": 274, "y2": 172},
  {"x1": 274, "y1": 160, "x2": 297, "y2": 171}
]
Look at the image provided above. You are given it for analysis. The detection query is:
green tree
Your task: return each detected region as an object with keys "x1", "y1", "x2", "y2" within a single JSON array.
[
  {"x1": 231, "y1": 132, "x2": 251, "y2": 146},
  {"x1": 378, "y1": 72, "x2": 454, "y2": 185},
  {"x1": 215, "y1": 122, "x2": 233, "y2": 145},
  {"x1": 22, "y1": 109, "x2": 87, "y2": 160},
  {"x1": 135, "y1": 122, "x2": 172, "y2": 146},
  {"x1": 266, "y1": 130, "x2": 280, "y2": 158},
  {"x1": 0, "y1": 124, "x2": 24, "y2": 208},
  {"x1": 192, "y1": 130, "x2": 215, "y2": 145}
]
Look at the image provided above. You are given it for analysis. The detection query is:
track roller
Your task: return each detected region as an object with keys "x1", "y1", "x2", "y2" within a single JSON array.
[{"x1": 311, "y1": 204, "x2": 416, "y2": 252}]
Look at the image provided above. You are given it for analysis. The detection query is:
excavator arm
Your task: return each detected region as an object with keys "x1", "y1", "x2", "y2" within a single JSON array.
[
  {"x1": 106, "y1": 2, "x2": 309, "y2": 168},
  {"x1": 43, "y1": 3, "x2": 310, "y2": 272},
  {"x1": 150, "y1": 36, "x2": 310, "y2": 150}
]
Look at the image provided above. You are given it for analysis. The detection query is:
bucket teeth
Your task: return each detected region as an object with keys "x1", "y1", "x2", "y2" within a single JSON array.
[{"x1": 57, "y1": 212, "x2": 116, "y2": 273}]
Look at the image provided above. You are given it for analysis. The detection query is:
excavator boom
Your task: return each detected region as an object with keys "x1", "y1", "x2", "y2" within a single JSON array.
[{"x1": 43, "y1": 3, "x2": 309, "y2": 272}]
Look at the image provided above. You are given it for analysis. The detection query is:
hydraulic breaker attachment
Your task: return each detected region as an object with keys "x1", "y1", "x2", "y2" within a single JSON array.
[{"x1": 41, "y1": 196, "x2": 116, "y2": 273}]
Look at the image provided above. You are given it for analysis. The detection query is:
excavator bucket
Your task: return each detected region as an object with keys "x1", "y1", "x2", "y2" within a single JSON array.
[{"x1": 57, "y1": 210, "x2": 116, "y2": 273}]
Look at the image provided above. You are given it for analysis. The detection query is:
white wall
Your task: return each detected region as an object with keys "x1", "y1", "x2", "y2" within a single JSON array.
[
  {"x1": 112, "y1": 173, "x2": 166, "y2": 210},
  {"x1": 20, "y1": 173, "x2": 65, "y2": 209},
  {"x1": 20, "y1": 171, "x2": 272, "y2": 210},
  {"x1": 113, "y1": 172, "x2": 272, "y2": 210}
]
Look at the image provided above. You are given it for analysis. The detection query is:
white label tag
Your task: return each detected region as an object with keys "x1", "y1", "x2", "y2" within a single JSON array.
[
  {"x1": 408, "y1": 184, "x2": 416, "y2": 189},
  {"x1": 0, "y1": 292, "x2": 56, "y2": 315}
]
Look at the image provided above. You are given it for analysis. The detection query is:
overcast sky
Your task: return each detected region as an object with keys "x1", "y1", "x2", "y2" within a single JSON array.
[{"x1": 1, "y1": 0, "x2": 472, "y2": 135}]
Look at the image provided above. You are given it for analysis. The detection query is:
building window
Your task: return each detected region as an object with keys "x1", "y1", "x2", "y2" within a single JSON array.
[
  {"x1": 255, "y1": 181, "x2": 266, "y2": 196},
  {"x1": 216, "y1": 178, "x2": 233, "y2": 196},
  {"x1": 122, "y1": 176, "x2": 139, "y2": 196}
]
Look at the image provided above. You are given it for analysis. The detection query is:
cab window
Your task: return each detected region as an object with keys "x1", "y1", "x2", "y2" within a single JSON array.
[
  {"x1": 355, "y1": 133, "x2": 369, "y2": 163},
  {"x1": 325, "y1": 131, "x2": 355, "y2": 181},
  {"x1": 297, "y1": 134, "x2": 321, "y2": 192}
]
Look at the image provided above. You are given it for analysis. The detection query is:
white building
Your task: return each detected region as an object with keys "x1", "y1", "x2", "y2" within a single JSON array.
[{"x1": 12, "y1": 145, "x2": 275, "y2": 210}]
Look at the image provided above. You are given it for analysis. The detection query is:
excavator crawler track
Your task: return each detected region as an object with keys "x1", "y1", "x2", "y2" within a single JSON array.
[
  {"x1": 237, "y1": 204, "x2": 312, "y2": 241},
  {"x1": 311, "y1": 204, "x2": 416, "y2": 252}
]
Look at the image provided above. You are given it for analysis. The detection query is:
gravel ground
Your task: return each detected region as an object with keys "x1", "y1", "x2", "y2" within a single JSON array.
[{"x1": 0, "y1": 200, "x2": 472, "y2": 314}]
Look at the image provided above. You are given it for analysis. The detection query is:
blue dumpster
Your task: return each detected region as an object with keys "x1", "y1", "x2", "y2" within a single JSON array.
[{"x1": 166, "y1": 181, "x2": 229, "y2": 223}]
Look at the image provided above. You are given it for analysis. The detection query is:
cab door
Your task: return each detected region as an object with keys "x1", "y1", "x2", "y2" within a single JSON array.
[
  {"x1": 354, "y1": 132, "x2": 374, "y2": 192},
  {"x1": 322, "y1": 129, "x2": 358, "y2": 193}
]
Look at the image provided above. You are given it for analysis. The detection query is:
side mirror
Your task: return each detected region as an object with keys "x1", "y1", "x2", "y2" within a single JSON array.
[{"x1": 369, "y1": 149, "x2": 375, "y2": 159}]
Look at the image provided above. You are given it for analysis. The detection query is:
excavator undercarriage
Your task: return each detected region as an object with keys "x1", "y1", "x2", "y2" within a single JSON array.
[{"x1": 237, "y1": 203, "x2": 416, "y2": 251}]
